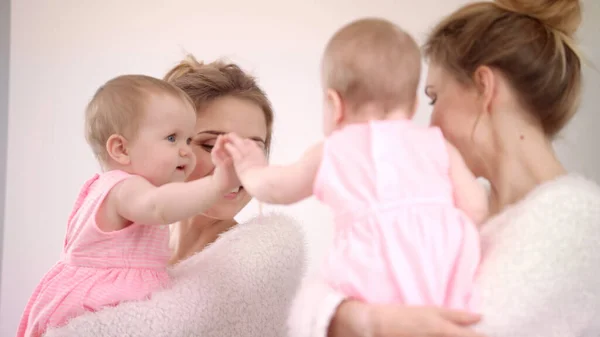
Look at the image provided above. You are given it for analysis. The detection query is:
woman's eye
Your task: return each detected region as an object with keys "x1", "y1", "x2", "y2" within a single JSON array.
[
  {"x1": 191, "y1": 138, "x2": 214, "y2": 152},
  {"x1": 167, "y1": 134, "x2": 176, "y2": 142}
]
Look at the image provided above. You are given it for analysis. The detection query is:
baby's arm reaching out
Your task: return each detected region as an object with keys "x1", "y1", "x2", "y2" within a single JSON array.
[
  {"x1": 446, "y1": 141, "x2": 489, "y2": 225},
  {"x1": 220, "y1": 133, "x2": 322, "y2": 205},
  {"x1": 108, "y1": 136, "x2": 239, "y2": 225}
]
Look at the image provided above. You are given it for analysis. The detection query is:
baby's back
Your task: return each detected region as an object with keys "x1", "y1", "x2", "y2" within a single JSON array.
[
  {"x1": 314, "y1": 119, "x2": 454, "y2": 215},
  {"x1": 316, "y1": 120, "x2": 480, "y2": 306}
]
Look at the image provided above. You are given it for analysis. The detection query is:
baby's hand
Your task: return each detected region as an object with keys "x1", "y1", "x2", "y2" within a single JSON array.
[
  {"x1": 223, "y1": 133, "x2": 268, "y2": 184},
  {"x1": 211, "y1": 135, "x2": 241, "y2": 192}
]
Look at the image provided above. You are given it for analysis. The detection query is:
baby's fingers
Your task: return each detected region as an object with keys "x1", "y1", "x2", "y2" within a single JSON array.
[
  {"x1": 214, "y1": 148, "x2": 231, "y2": 165},
  {"x1": 227, "y1": 133, "x2": 246, "y2": 147},
  {"x1": 224, "y1": 142, "x2": 243, "y2": 162},
  {"x1": 212, "y1": 136, "x2": 229, "y2": 163},
  {"x1": 433, "y1": 309, "x2": 486, "y2": 337},
  {"x1": 437, "y1": 308, "x2": 481, "y2": 326},
  {"x1": 240, "y1": 139, "x2": 263, "y2": 155},
  {"x1": 435, "y1": 322, "x2": 487, "y2": 337}
]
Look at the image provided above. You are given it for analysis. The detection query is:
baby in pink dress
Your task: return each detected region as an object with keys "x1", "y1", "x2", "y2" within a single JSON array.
[
  {"x1": 18, "y1": 75, "x2": 240, "y2": 337},
  {"x1": 216, "y1": 19, "x2": 488, "y2": 309}
]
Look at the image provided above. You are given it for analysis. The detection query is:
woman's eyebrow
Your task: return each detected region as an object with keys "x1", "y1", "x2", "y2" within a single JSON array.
[
  {"x1": 197, "y1": 130, "x2": 265, "y2": 144},
  {"x1": 197, "y1": 130, "x2": 225, "y2": 136}
]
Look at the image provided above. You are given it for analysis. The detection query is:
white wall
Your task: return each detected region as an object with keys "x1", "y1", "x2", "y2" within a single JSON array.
[
  {"x1": 0, "y1": 0, "x2": 9, "y2": 302},
  {"x1": 555, "y1": 1, "x2": 600, "y2": 182},
  {"x1": 1, "y1": 0, "x2": 598, "y2": 335}
]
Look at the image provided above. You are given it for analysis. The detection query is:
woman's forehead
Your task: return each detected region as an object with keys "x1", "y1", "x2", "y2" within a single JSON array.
[{"x1": 195, "y1": 97, "x2": 268, "y2": 140}]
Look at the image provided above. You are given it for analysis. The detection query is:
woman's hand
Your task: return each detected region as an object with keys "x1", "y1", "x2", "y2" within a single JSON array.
[{"x1": 329, "y1": 300, "x2": 486, "y2": 337}]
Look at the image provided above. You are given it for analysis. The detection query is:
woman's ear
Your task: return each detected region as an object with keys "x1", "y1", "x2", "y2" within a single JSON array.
[
  {"x1": 473, "y1": 65, "x2": 496, "y2": 114},
  {"x1": 106, "y1": 134, "x2": 131, "y2": 165},
  {"x1": 326, "y1": 88, "x2": 345, "y2": 127}
]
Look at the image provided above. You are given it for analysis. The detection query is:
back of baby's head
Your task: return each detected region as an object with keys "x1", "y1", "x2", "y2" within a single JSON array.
[
  {"x1": 85, "y1": 74, "x2": 193, "y2": 164},
  {"x1": 322, "y1": 18, "x2": 421, "y2": 112}
]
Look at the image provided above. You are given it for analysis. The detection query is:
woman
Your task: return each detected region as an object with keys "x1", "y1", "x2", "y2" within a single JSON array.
[
  {"x1": 44, "y1": 56, "x2": 306, "y2": 337},
  {"x1": 288, "y1": 0, "x2": 600, "y2": 336}
]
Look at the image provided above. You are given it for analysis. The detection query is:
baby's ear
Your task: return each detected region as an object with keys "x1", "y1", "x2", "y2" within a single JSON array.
[
  {"x1": 106, "y1": 134, "x2": 130, "y2": 165},
  {"x1": 326, "y1": 88, "x2": 345, "y2": 125}
]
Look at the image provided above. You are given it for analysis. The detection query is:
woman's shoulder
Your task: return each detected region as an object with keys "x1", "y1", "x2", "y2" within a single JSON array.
[
  {"x1": 526, "y1": 173, "x2": 600, "y2": 221},
  {"x1": 481, "y1": 173, "x2": 600, "y2": 260},
  {"x1": 476, "y1": 174, "x2": 600, "y2": 336},
  {"x1": 481, "y1": 173, "x2": 599, "y2": 263},
  {"x1": 170, "y1": 212, "x2": 307, "y2": 279}
]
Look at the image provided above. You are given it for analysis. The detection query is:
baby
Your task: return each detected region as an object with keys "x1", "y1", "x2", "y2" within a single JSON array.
[
  {"x1": 217, "y1": 18, "x2": 487, "y2": 308},
  {"x1": 18, "y1": 75, "x2": 238, "y2": 337}
]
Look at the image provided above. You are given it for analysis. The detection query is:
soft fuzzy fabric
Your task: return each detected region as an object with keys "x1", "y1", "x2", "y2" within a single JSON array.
[
  {"x1": 43, "y1": 213, "x2": 306, "y2": 337},
  {"x1": 288, "y1": 174, "x2": 600, "y2": 337}
]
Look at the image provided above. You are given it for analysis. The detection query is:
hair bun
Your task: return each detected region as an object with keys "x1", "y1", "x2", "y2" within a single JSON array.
[
  {"x1": 494, "y1": 0, "x2": 581, "y2": 36},
  {"x1": 163, "y1": 54, "x2": 205, "y2": 82}
]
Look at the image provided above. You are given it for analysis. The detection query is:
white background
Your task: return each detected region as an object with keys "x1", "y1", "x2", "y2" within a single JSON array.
[{"x1": 1, "y1": 0, "x2": 598, "y2": 335}]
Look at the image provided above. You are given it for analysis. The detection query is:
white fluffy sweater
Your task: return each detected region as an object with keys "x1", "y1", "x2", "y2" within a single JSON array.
[
  {"x1": 43, "y1": 213, "x2": 306, "y2": 337},
  {"x1": 288, "y1": 174, "x2": 600, "y2": 337}
]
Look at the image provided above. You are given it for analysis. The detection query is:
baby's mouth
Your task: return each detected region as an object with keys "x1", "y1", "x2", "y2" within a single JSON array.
[{"x1": 176, "y1": 165, "x2": 185, "y2": 171}]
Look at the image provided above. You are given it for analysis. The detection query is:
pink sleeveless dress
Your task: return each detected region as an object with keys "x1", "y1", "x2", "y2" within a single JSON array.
[
  {"x1": 17, "y1": 170, "x2": 171, "y2": 337},
  {"x1": 315, "y1": 120, "x2": 480, "y2": 309}
]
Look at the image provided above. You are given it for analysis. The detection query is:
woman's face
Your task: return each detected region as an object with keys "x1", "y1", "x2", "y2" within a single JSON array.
[
  {"x1": 189, "y1": 96, "x2": 268, "y2": 220},
  {"x1": 425, "y1": 63, "x2": 486, "y2": 174}
]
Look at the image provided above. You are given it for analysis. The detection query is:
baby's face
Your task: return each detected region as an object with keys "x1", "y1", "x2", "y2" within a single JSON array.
[{"x1": 126, "y1": 93, "x2": 198, "y2": 186}]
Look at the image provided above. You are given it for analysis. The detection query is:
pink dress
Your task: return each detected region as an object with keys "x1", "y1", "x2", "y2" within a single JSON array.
[
  {"x1": 315, "y1": 120, "x2": 480, "y2": 309},
  {"x1": 17, "y1": 170, "x2": 171, "y2": 337}
]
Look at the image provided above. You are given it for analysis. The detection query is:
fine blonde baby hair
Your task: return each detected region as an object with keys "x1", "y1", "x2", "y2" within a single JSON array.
[
  {"x1": 85, "y1": 74, "x2": 194, "y2": 164},
  {"x1": 322, "y1": 17, "x2": 422, "y2": 112}
]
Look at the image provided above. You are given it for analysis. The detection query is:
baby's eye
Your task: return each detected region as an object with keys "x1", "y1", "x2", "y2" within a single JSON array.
[
  {"x1": 167, "y1": 134, "x2": 176, "y2": 142},
  {"x1": 186, "y1": 138, "x2": 192, "y2": 145}
]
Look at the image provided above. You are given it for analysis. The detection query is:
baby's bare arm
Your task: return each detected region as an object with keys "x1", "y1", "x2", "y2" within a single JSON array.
[
  {"x1": 446, "y1": 141, "x2": 489, "y2": 225},
  {"x1": 253, "y1": 143, "x2": 323, "y2": 204},
  {"x1": 224, "y1": 134, "x2": 323, "y2": 205},
  {"x1": 110, "y1": 175, "x2": 227, "y2": 225}
]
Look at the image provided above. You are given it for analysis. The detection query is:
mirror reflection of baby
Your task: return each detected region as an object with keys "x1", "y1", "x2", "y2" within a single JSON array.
[
  {"x1": 18, "y1": 75, "x2": 240, "y2": 337},
  {"x1": 214, "y1": 18, "x2": 488, "y2": 308}
]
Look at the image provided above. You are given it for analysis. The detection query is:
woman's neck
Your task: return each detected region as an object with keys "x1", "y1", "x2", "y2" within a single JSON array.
[
  {"x1": 485, "y1": 129, "x2": 566, "y2": 215},
  {"x1": 169, "y1": 215, "x2": 237, "y2": 265}
]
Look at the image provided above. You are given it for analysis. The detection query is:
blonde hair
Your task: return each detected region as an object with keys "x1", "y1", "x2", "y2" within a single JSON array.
[
  {"x1": 322, "y1": 18, "x2": 422, "y2": 112},
  {"x1": 163, "y1": 55, "x2": 274, "y2": 154},
  {"x1": 164, "y1": 55, "x2": 275, "y2": 253},
  {"x1": 85, "y1": 74, "x2": 194, "y2": 164},
  {"x1": 423, "y1": 0, "x2": 583, "y2": 137}
]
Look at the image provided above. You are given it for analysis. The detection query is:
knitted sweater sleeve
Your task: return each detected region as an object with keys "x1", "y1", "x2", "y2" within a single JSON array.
[{"x1": 43, "y1": 213, "x2": 306, "y2": 337}]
